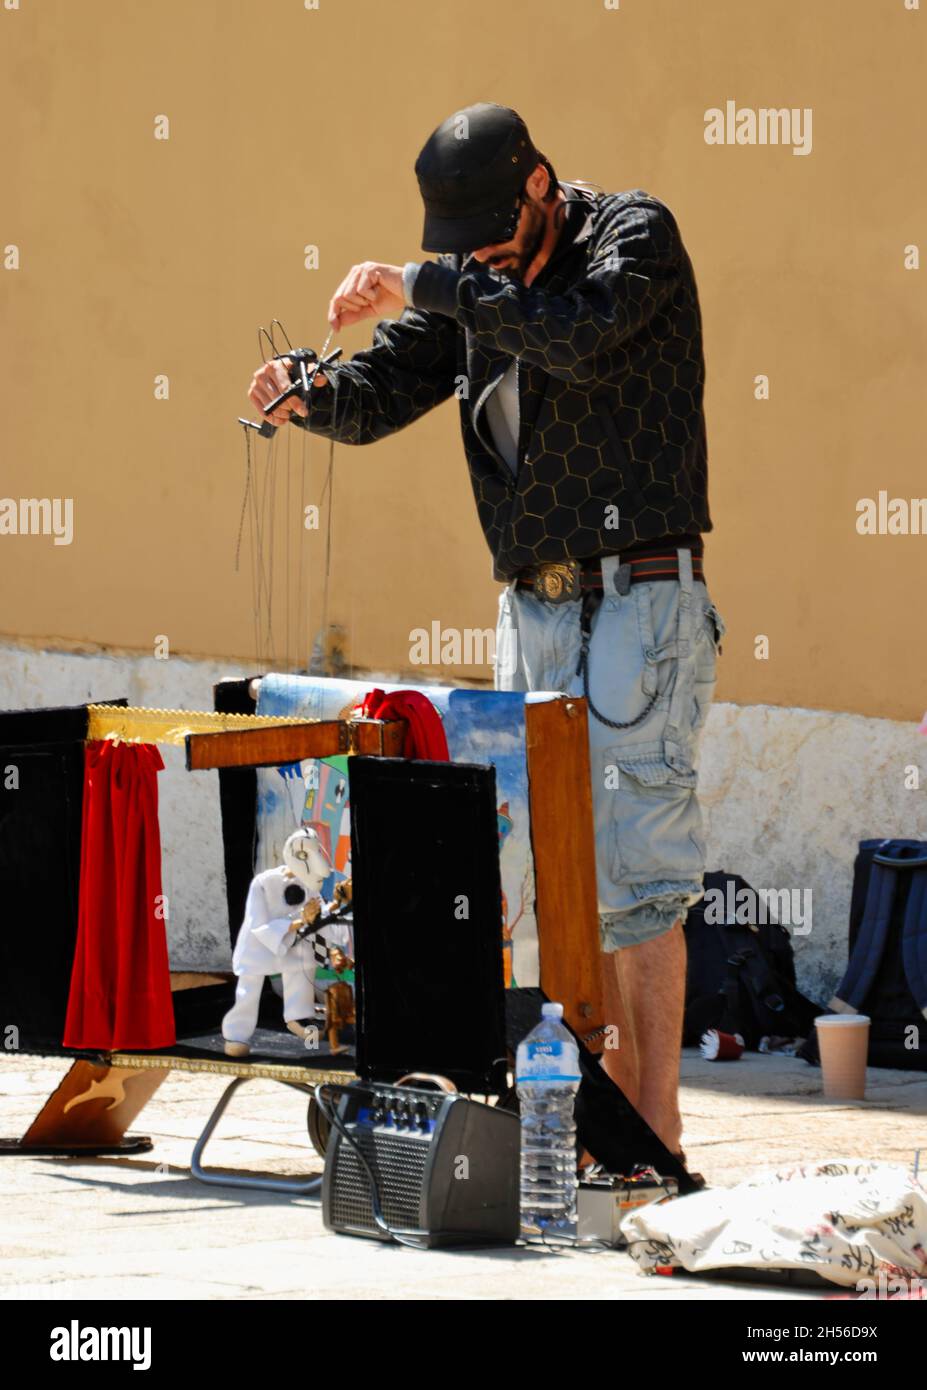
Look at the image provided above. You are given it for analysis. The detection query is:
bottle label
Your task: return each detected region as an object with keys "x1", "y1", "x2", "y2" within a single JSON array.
[
  {"x1": 527, "y1": 1040, "x2": 564, "y2": 1059},
  {"x1": 516, "y1": 1039, "x2": 581, "y2": 1083}
]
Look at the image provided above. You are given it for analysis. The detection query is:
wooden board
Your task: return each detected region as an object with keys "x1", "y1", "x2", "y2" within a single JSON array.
[
  {"x1": 525, "y1": 697, "x2": 604, "y2": 1044},
  {"x1": 186, "y1": 717, "x2": 406, "y2": 770},
  {"x1": 19, "y1": 1060, "x2": 170, "y2": 1149}
]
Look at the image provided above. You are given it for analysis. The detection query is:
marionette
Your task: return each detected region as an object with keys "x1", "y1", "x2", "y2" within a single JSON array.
[
  {"x1": 221, "y1": 827, "x2": 352, "y2": 1058},
  {"x1": 324, "y1": 885, "x2": 356, "y2": 1054}
]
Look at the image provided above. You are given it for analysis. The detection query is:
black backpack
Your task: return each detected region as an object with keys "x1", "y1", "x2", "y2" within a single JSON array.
[
  {"x1": 799, "y1": 840, "x2": 927, "y2": 1071},
  {"x1": 684, "y1": 871, "x2": 822, "y2": 1049}
]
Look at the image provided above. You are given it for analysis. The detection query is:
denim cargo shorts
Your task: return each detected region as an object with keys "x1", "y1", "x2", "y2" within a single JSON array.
[{"x1": 493, "y1": 550, "x2": 726, "y2": 951}]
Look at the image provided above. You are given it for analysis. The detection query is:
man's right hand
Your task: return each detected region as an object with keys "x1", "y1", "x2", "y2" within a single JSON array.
[{"x1": 247, "y1": 357, "x2": 328, "y2": 426}]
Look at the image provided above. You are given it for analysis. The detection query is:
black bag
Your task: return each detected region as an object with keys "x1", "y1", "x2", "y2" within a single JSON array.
[
  {"x1": 799, "y1": 840, "x2": 927, "y2": 1071},
  {"x1": 684, "y1": 871, "x2": 822, "y2": 1049}
]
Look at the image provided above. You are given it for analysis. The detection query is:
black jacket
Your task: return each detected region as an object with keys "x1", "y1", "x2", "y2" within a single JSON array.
[{"x1": 299, "y1": 185, "x2": 712, "y2": 580}]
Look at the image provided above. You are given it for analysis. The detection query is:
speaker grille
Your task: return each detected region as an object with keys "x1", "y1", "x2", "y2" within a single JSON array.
[{"x1": 330, "y1": 1128, "x2": 430, "y2": 1231}]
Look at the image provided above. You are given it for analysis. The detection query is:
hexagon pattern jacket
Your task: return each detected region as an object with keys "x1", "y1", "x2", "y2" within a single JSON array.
[{"x1": 299, "y1": 185, "x2": 713, "y2": 581}]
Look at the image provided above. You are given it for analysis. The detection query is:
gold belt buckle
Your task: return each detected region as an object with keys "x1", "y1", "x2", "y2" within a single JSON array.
[{"x1": 533, "y1": 560, "x2": 581, "y2": 605}]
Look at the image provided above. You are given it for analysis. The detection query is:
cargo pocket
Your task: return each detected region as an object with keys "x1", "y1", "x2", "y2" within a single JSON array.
[
  {"x1": 692, "y1": 599, "x2": 726, "y2": 732},
  {"x1": 607, "y1": 741, "x2": 705, "y2": 890},
  {"x1": 633, "y1": 578, "x2": 684, "y2": 712}
]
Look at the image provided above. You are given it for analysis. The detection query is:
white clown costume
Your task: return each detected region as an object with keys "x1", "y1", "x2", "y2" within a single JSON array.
[{"x1": 222, "y1": 828, "x2": 351, "y2": 1056}]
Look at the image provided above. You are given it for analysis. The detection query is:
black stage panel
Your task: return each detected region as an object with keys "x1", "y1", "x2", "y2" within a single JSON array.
[
  {"x1": 349, "y1": 756, "x2": 508, "y2": 1095},
  {"x1": 0, "y1": 702, "x2": 125, "y2": 1050}
]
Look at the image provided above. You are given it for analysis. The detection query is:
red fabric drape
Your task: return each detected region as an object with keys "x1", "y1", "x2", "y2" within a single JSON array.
[
  {"x1": 356, "y1": 689, "x2": 449, "y2": 761},
  {"x1": 63, "y1": 740, "x2": 175, "y2": 1050}
]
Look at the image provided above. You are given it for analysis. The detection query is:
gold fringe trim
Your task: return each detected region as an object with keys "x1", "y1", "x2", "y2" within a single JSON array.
[
  {"x1": 86, "y1": 704, "x2": 317, "y2": 748},
  {"x1": 110, "y1": 1051, "x2": 354, "y2": 1086}
]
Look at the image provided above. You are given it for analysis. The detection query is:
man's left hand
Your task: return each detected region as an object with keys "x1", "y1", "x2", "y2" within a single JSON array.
[{"x1": 328, "y1": 261, "x2": 405, "y2": 330}]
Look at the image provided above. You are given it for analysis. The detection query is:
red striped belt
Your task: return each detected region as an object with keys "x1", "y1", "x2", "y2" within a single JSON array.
[{"x1": 515, "y1": 552, "x2": 704, "y2": 604}]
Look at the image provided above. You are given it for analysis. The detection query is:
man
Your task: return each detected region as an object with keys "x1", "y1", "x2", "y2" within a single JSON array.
[{"x1": 248, "y1": 103, "x2": 725, "y2": 1159}]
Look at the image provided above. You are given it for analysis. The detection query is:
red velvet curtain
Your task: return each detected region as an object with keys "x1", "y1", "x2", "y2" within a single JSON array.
[{"x1": 63, "y1": 741, "x2": 175, "y2": 1050}]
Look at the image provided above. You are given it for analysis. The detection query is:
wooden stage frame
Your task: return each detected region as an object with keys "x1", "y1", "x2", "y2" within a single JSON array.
[{"x1": 4, "y1": 693, "x2": 605, "y2": 1180}]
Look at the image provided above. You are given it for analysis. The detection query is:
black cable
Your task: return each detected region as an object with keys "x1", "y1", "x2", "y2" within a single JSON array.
[{"x1": 315, "y1": 1081, "x2": 443, "y2": 1249}]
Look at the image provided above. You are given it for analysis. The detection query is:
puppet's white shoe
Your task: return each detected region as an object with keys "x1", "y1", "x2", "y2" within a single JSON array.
[{"x1": 224, "y1": 1040, "x2": 250, "y2": 1058}]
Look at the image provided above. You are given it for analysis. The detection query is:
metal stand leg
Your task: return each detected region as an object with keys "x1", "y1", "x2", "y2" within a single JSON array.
[{"x1": 190, "y1": 1076, "x2": 323, "y2": 1196}]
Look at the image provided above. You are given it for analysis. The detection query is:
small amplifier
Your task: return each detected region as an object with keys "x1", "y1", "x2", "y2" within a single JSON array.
[{"x1": 321, "y1": 1082, "x2": 520, "y2": 1248}]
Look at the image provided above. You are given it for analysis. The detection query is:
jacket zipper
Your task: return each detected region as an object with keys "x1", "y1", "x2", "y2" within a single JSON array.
[{"x1": 515, "y1": 357, "x2": 521, "y2": 451}]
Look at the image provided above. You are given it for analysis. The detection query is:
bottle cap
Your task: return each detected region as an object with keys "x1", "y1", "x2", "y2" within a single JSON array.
[{"x1": 541, "y1": 1002, "x2": 564, "y2": 1019}]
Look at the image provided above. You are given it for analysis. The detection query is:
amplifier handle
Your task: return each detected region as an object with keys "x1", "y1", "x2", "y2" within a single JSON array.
[{"x1": 394, "y1": 1073, "x2": 458, "y2": 1094}]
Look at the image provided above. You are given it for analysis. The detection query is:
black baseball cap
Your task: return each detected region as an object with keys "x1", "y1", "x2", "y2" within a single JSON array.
[{"x1": 414, "y1": 103, "x2": 541, "y2": 254}]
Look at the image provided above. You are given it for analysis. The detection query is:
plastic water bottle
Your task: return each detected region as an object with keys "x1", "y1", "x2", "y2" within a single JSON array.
[{"x1": 515, "y1": 1002, "x2": 581, "y2": 1242}]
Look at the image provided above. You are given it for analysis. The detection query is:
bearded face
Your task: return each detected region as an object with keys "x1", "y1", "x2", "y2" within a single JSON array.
[
  {"x1": 467, "y1": 190, "x2": 550, "y2": 282},
  {"x1": 483, "y1": 199, "x2": 548, "y2": 281}
]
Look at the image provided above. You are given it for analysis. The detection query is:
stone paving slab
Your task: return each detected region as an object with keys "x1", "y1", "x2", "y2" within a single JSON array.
[{"x1": 0, "y1": 1050, "x2": 922, "y2": 1301}]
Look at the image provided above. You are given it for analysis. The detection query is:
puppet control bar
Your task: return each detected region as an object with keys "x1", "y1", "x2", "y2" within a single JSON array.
[{"x1": 238, "y1": 336, "x2": 343, "y2": 438}]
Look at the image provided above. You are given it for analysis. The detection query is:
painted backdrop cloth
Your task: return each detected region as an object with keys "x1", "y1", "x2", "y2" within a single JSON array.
[
  {"x1": 356, "y1": 688, "x2": 449, "y2": 761},
  {"x1": 621, "y1": 1160, "x2": 927, "y2": 1289},
  {"x1": 63, "y1": 740, "x2": 175, "y2": 1049},
  {"x1": 256, "y1": 674, "x2": 542, "y2": 986}
]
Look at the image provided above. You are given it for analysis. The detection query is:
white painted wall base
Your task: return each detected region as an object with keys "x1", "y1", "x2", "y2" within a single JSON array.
[
  {"x1": 699, "y1": 703, "x2": 927, "y2": 1005},
  {"x1": 2, "y1": 642, "x2": 924, "y2": 1000}
]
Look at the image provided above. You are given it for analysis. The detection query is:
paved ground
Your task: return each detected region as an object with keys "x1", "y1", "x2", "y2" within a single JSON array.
[{"x1": 1, "y1": 1050, "x2": 923, "y2": 1301}]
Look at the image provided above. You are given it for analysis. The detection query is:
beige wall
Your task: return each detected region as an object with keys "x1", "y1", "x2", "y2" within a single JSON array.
[{"x1": 2, "y1": 0, "x2": 924, "y2": 720}]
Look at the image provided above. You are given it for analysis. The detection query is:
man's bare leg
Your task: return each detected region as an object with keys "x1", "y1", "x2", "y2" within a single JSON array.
[
  {"x1": 599, "y1": 921, "x2": 687, "y2": 1157},
  {"x1": 576, "y1": 948, "x2": 641, "y2": 1170},
  {"x1": 598, "y1": 943, "x2": 640, "y2": 1110}
]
